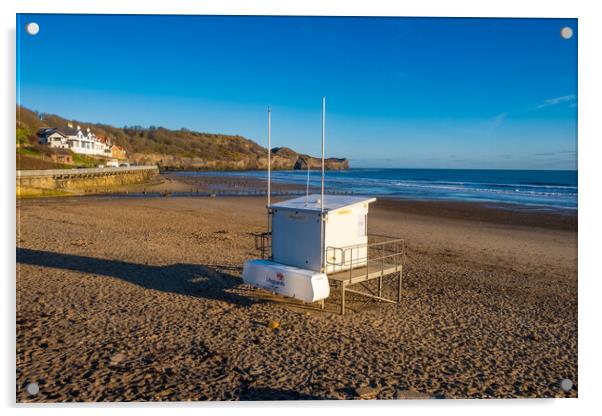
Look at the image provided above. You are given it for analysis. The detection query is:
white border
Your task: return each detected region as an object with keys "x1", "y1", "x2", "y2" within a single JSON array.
[
  {"x1": 2, "y1": 0, "x2": 587, "y2": 18},
  {"x1": 3, "y1": 1, "x2": 600, "y2": 416}
]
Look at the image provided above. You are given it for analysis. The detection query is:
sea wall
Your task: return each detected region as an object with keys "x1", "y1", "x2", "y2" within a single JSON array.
[{"x1": 17, "y1": 166, "x2": 159, "y2": 197}]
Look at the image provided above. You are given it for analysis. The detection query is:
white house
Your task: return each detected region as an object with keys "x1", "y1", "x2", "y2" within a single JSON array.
[
  {"x1": 38, "y1": 123, "x2": 113, "y2": 157},
  {"x1": 37, "y1": 128, "x2": 70, "y2": 149}
]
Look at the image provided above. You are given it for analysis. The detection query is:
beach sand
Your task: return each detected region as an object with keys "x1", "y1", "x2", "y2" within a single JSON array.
[
  {"x1": 16, "y1": 191, "x2": 577, "y2": 401},
  {"x1": 113, "y1": 171, "x2": 313, "y2": 196}
]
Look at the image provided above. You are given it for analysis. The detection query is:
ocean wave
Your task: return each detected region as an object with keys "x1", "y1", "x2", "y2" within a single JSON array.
[{"x1": 177, "y1": 169, "x2": 578, "y2": 209}]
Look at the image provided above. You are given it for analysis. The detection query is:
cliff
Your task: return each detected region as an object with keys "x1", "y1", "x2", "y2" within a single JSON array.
[{"x1": 136, "y1": 147, "x2": 349, "y2": 171}]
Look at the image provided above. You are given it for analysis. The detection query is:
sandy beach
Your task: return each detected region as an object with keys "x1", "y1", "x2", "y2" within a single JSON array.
[{"x1": 16, "y1": 185, "x2": 577, "y2": 401}]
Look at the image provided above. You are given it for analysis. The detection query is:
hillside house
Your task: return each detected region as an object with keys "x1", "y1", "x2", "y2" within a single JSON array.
[
  {"x1": 50, "y1": 149, "x2": 73, "y2": 165},
  {"x1": 37, "y1": 128, "x2": 70, "y2": 149},
  {"x1": 37, "y1": 123, "x2": 113, "y2": 158},
  {"x1": 111, "y1": 144, "x2": 127, "y2": 160}
]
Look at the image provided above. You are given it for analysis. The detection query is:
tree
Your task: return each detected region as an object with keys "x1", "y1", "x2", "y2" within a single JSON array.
[{"x1": 16, "y1": 127, "x2": 30, "y2": 147}]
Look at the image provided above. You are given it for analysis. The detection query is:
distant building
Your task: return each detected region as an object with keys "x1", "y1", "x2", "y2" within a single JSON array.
[
  {"x1": 37, "y1": 128, "x2": 70, "y2": 149},
  {"x1": 37, "y1": 123, "x2": 114, "y2": 158},
  {"x1": 111, "y1": 144, "x2": 127, "y2": 160},
  {"x1": 50, "y1": 150, "x2": 73, "y2": 165},
  {"x1": 97, "y1": 134, "x2": 111, "y2": 147}
]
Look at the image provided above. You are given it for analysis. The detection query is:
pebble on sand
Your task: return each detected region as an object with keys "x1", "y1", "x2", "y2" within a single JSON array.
[
  {"x1": 355, "y1": 386, "x2": 380, "y2": 400},
  {"x1": 110, "y1": 352, "x2": 128, "y2": 366},
  {"x1": 394, "y1": 389, "x2": 433, "y2": 400}
]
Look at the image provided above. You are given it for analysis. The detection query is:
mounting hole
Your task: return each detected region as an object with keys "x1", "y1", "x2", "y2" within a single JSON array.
[
  {"x1": 25, "y1": 382, "x2": 39, "y2": 395},
  {"x1": 560, "y1": 27, "x2": 573, "y2": 40},
  {"x1": 26, "y1": 22, "x2": 40, "y2": 36},
  {"x1": 560, "y1": 378, "x2": 573, "y2": 392}
]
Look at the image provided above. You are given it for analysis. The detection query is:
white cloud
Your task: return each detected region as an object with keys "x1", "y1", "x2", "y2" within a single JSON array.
[
  {"x1": 534, "y1": 94, "x2": 576, "y2": 110},
  {"x1": 490, "y1": 112, "x2": 507, "y2": 129}
]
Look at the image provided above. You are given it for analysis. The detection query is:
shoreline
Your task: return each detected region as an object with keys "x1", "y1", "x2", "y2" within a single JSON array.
[
  {"x1": 167, "y1": 170, "x2": 577, "y2": 211},
  {"x1": 16, "y1": 170, "x2": 577, "y2": 222},
  {"x1": 70, "y1": 171, "x2": 577, "y2": 228},
  {"x1": 168, "y1": 172, "x2": 578, "y2": 216}
]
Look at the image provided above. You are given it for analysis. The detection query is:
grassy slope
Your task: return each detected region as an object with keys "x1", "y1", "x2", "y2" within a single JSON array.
[
  {"x1": 18, "y1": 106, "x2": 265, "y2": 160},
  {"x1": 16, "y1": 106, "x2": 349, "y2": 171}
]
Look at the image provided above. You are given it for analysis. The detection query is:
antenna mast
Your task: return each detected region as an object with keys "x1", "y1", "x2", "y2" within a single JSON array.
[
  {"x1": 267, "y1": 107, "x2": 271, "y2": 208},
  {"x1": 305, "y1": 159, "x2": 310, "y2": 205},
  {"x1": 321, "y1": 97, "x2": 325, "y2": 213},
  {"x1": 319, "y1": 97, "x2": 326, "y2": 272}
]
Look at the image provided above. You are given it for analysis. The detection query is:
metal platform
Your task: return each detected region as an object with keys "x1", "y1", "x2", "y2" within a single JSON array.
[
  {"x1": 325, "y1": 235, "x2": 404, "y2": 315},
  {"x1": 330, "y1": 268, "x2": 402, "y2": 315},
  {"x1": 253, "y1": 232, "x2": 405, "y2": 315},
  {"x1": 328, "y1": 265, "x2": 402, "y2": 315},
  {"x1": 328, "y1": 263, "x2": 400, "y2": 284}
]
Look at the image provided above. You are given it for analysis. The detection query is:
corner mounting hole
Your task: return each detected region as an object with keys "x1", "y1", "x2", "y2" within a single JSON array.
[
  {"x1": 26, "y1": 382, "x2": 39, "y2": 395},
  {"x1": 26, "y1": 22, "x2": 40, "y2": 35},
  {"x1": 561, "y1": 27, "x2": 573, "y2": 40}
]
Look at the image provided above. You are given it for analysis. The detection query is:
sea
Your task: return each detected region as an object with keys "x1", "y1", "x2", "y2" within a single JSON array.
[{"x1": 175, "y1": 169, "x2": 578, "y2": 211}]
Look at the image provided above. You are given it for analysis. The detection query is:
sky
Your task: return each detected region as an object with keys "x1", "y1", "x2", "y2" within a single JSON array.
[{"x1": 16, "y1": 14, "x2": 577, "y2": 170}]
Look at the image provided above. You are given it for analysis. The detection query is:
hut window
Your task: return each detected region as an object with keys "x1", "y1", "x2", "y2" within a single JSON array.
[{"x1": 357, "y1": 214, "x2": 366, "y2": 237}]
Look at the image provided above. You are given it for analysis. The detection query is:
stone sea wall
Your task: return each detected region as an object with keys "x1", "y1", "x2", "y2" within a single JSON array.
[{"x1": 16, "y1": 166, "x2": 159, "y2": 197}]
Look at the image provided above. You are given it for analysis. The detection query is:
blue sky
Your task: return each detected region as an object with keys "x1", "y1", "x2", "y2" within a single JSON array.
[{"x1": 17, "y1": 15, "x2": 577, "y2": 169}]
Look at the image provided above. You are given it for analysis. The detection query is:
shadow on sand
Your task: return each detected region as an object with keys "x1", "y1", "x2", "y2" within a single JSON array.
[
  {"x1": 238, "y1": 386, "x2": 334, "y2": 400},
  {"x1": 16, "y1": 247, "x2": 257, "y2": 307}
]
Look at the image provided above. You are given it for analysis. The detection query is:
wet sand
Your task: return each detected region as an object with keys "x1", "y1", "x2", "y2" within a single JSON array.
[
  {"x1": 115, "y1": 172, "x2": 307, "y2": 195},
  {"x1": 111, "y1": 172, "x2": 327, "y2": 197},
  {"x1": 16, "y1": 193, "x2": 577, "y2": 401}
]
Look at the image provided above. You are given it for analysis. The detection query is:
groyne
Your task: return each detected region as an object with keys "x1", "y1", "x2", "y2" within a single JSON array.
[{"x1": 17, "y1": 166, "x2": 159, "y2": 197}]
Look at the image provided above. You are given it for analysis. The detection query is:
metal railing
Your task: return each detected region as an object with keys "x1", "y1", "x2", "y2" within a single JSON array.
[
  {"x1": 326, "y1": 234, "x2": 405, "y2": 282},
  {"x1": 254, "y1": 231, "x2": 272, "y2": 260},
  {"x1": 254, "y1": 232, "x2": 404, "y2": 279},
  {"x1": 16, "y1": 165, "x2": 158, "y2": 178}
]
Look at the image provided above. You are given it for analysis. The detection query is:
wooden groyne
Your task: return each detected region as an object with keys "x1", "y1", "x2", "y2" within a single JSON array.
[{"x1": 17, "y1": 166, "x2": 159, "y2": 197}]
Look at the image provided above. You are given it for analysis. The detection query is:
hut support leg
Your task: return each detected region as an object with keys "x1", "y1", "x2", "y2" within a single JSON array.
[
  {"x1": 397, "y1": 267, "x2": 403, "y2": 304},
  {"x1": 340, "y1": 282, "x2": 346, "y2": 316}
]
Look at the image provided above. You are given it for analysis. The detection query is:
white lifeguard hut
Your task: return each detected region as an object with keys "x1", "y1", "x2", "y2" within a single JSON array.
[
  {"x1": 243, "y1": 98, "x2": 404, "y2": 314},
  {"x1": 269, "y1": 194, "x2": 375, "y2": 274}
]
